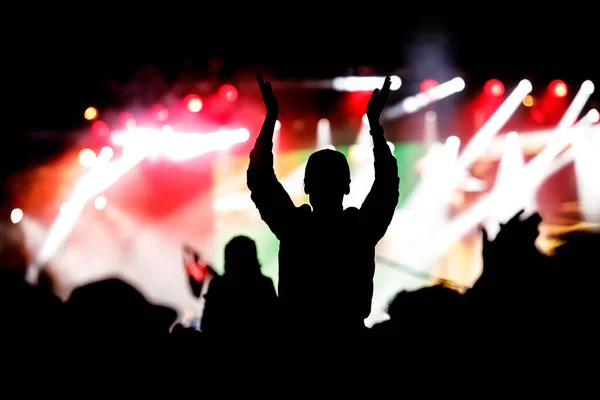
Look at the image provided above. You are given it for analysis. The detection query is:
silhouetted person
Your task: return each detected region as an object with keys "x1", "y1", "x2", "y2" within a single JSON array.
[
  {"x1": 65, "y1": 278, "x2": 177, "y2": 344},
  {"x1": 547, "y1": 228, "x2": 599, "y2": 342},
  {"x1": 247, "y1": 74, "x2": 399, "y2": 335},
  {"x1": 0, "y1": 222, "x2": 64, "y2": 361},
  {"x1": 201, "y1": 235, "x2": 277, "y2": 338},
  {"x1": 371, "y1": 284, "x2": 463, "y2": 339}
]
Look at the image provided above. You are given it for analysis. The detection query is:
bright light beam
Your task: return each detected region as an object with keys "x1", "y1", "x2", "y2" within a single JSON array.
[
  {"x1": 30, "y1": 127, "x2": 251, "y2": 281},
  {"x1": 404, "y1": 80, "x2": 532, "y2": 218},
  {"x1": 383, "y1": 77, "x2": 465, "y2": 120},
  {"x1": 483, "y1": 131, "x2": 525, "y2": 239},
  {"x1": 112, "y1": 127, "x2": 250, "y2": 162},
  {"x1": 456, "y1": 79, "x2": 532, "y2": 171},
  {"x1": 32, "y1": 147, "x2": 117, "y2": 275},
  {"x1": 332, "y1": 76, "x2": 402, "y2": 92},
  {"x1": 572, "y1": 108, "x2": 600, "y2": 222},
  {"x1": 525, "y1": 81, "x2": 595, "y2": 174},
  {"x1": 430, "y1": 110, "x2": 597, "y2": 263},
  {"x1": 316, "y1": 118, "x2": 334, "y2": 150}
]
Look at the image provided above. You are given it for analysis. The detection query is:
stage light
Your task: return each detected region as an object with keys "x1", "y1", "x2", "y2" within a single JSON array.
[
  {"x1": 420, "y1": 79, "x2": 439, "y2": 93},
  {"x1": 581, "y1": 80, "x2": 594, "y2": 94},
  {"x1": 91, "y1": 120, "x2": 109, "y2": 137},
  {"x1": 505, "y1": 131, "x2": 520, "y2": 141},
  {"x1": 384, "y1": 77, "x2": 464, "y2": 119},
  {"x1": 125, "y1": 118, "x2": 136, "y2": 129},
  {"x1": 185, "y1": 94, "x2": 203, "y2": 113},
  {"x1": 425, "y1": 111, "x2": 437, "y2": 122},
  {"x1": 162, "y1": 124, "x2": 172, "y2": 132},
  {"x1": 219, "y1": 84, "x2": 238, "y2": 102},
  {"x1": 10, "y1": 208, "x2": 23, "y2": 224},
  {"x1": 549, "y1": 80, "x2": 567, "y2": 97},
  {"x1": 94, "y1": 196, "x2": 107, "y2": 210},
  {"x1": 446, "y1": 135, "x2": 461, "y2": 149},
  {"x1": 152, "y1": 104, "x2": 169, "y2": 121},
  {"x1": 118, "y1": 112, "x2": 136, "y2": 129},
  {"x1": 332, "y1": 75, "x2": 402, "y2": 92},
  {"x1": 78, "y1": 148, "x2": 97, "y2": 168},
  {"x1": 587, "y1": 109, "x2": 599, "y2": 123},
  {"x1": 484, "y1": 79, "x2": 504, "y2": 97},
  {"x1": 84, "y1": 107, "x2": 98, "y2": 121},
  {"x1": 523, "y1": 95, "x2": 534, "y2": 107},
  {"x1": 100, "y1": 146, "x2": 113, "y2": 159}
]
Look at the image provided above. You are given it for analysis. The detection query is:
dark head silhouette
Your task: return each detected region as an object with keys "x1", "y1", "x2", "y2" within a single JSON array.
[
  {"x1": 224, "y1": 235, "x2": 261, "y2": 276},
  {"x1": 304, "y1": 149, "x2": 351, "y2": 212},
  {"x1": 66, "y1": 277, "x2": 177, "y2": 339}
]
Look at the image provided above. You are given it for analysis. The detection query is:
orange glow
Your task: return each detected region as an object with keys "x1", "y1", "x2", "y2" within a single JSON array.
[{"x1": 84, "y1": 107, "x2": 98, "y2": 121}]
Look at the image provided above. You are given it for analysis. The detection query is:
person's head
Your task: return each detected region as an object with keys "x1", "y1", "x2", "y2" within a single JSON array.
[
  {"x1": 304, "y1": 149, "x2": 351, "y2": 212},
  {"x1": 224, "y1": 235, "x2": 260, "y2": 276}
]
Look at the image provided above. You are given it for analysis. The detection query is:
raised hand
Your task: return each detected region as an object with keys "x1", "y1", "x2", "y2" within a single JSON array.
[
  {"x1": 257, "y1": 73, "x2": 280, "y2": 117},
  {"x1": 495, "y1": 210, "x2": 541, "y2": 248},
  {"x1": 477, "y1": 210, "x2": 543, "y2": 294},
  {"x1": 366, "y1": 76, "x2": 392, "y2": 127}
]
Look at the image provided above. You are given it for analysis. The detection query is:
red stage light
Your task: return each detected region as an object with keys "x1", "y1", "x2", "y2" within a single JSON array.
[
  {"x1": 219, "y1": 84, "x2": 238, "y2": 102},
  {"x1": 420, "y1": 79, "x2": 439, "y2": 93},
  {"x1": 119, "y1": 112, "x2": 136, "y2": 129},
  {"x1": 151, "y1": 104, "x2": 169, "y2": 121},
  {"x1": 549, "y1": 80, "x2": 567, "y2": 97},
  {"x1": 484, "y1": 79, "x2": 504, "y2": 97},
  {"x1": 91, "y1": 120, "x2": 109, "y2": 137}
]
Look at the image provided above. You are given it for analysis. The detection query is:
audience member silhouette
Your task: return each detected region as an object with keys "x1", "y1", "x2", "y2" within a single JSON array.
[
  {"x1": 247, "y1": 74, "x2": 399, "y2": 334},
  {"x1": 371, "y1": 282, "x2": 463, "y2": 339},
  {"x1": 64, "y1": 278, "x2": 177, "y2": 344},
  {"x1": 201, "y1": 235, "x2": 277, "y2": 338}
]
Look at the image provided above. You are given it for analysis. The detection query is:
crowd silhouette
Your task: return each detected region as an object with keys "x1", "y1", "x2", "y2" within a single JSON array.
[{"x1": 1, "y1": 74, "x2": 598, "y2": 388}]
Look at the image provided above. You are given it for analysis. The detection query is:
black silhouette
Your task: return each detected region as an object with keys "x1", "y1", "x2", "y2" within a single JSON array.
[
  {"x1": 247, "y1": 74, "x2": 399, "y2": 334},
  {"x1": 201, "y1": 235, "x2": 277, "y2": 338}
]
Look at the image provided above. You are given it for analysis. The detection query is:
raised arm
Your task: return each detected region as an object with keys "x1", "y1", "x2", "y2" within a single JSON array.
[
  {"x1": 361, "y1": 77, "x2": 400, "y2": 243},
  {"x1": 247, "y1": 74, "x2": 295, "y2": 239}
]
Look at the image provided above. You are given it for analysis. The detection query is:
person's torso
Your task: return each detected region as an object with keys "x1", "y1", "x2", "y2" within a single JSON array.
[{"x1": 277, "y1": 206, "x2": 376, "y2": 324}]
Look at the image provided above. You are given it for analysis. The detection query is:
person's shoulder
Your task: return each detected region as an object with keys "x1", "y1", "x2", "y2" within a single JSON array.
[{"x1": 296, "y1": 204, "x2": 312, "y2": 216}]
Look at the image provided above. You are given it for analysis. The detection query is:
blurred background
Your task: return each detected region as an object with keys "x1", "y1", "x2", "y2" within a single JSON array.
[{"x1": 3, "y1": 11, "x2": 598, "y2": 324}]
